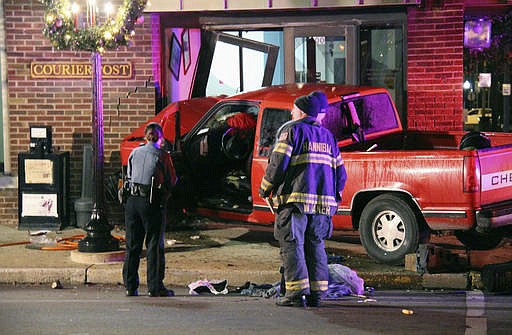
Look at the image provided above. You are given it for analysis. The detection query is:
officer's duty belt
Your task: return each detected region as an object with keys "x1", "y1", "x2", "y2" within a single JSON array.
[{"x1": 130, "y1": 184, "x2": 151, "y2": 197}]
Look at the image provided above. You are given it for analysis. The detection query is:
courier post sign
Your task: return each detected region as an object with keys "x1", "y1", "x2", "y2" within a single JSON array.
[{"x1": 30, "y1": 61, "x2": 132, "y2": 79}]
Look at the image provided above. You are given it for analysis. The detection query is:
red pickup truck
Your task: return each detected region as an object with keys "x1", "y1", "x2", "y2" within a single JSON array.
[{"x1": 120, "y1": 84, "x2": 512, "y2": 265}]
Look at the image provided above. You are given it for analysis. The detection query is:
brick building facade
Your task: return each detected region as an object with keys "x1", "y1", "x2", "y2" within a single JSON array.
[
  {"x1": 0, "y1": 0, "x2": 508, "y2": 228},
  {"x1": 1, "y1": 0, "x2": 159, "y2": 226}
]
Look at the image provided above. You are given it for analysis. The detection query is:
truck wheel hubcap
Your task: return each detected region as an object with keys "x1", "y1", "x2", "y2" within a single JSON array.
[{"x1": 372, "y1": 210, "x2": 405, "y2": 252}]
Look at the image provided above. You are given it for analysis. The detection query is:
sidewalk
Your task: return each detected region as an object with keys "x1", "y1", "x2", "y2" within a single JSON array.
[{"x1": 0, "y1": 220, "x2": 509, "y2": 291}]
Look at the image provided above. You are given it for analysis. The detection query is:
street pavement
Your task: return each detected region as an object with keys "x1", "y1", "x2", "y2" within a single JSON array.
[{"x1": 0, "y1": 219, "x2": 510, "y2": 293}]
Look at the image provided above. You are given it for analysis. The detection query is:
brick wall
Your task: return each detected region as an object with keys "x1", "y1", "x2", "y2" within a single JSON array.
[
  {"x1": 407, "y1": 0, "x2": 464, "y2": 131},
  {"x1": 0, "y1": 188, "x2": 18, "y2": 226},
  {"x1": 2, "y1": 1, "x2": 159, "y2": 227}
]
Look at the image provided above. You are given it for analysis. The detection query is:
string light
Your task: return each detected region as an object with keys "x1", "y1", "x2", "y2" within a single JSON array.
[
  {"x1": 42, "y1": 0, "x2": 148, "y2": 52},
  {"x1": 105, "y1": 2, "x2": 113, "y2": 21}
]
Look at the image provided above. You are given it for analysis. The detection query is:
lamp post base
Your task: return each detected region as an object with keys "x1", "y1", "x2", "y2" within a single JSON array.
[{"x1": 78, "y1": 215, "x2": 119, "y2": 252}]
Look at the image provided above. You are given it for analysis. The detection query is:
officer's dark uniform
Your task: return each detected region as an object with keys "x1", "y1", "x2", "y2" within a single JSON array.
[
  {"x1": 123, "y1": 123, "x2": 177, "y2": 297},
  {"x1": 259, "y1": 92, "x2": 347, "y2": 307}
]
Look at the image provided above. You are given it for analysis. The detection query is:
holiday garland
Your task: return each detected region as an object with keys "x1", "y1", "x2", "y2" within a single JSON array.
[{"x1": 42, "y1": 0, "x2": 147, "y2": 52}]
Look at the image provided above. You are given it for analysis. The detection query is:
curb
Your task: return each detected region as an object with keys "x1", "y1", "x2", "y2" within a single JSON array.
[
  {"x1": 0, "y1": 268, "x2": 86, "y2": 285},
  {"x1": 0, "y1": 267, "x2": 473, "y2": 290},
  {"x1": 359, "y1": 272, "x2": 423, "y2": 290},
  {"x1": 422, "y1": 273, "x2": 470, "y2": 290},
  {"x1": 70, "y1": 250, "x2": 126, "y2": 264},
  {"x1": 0, "y1": 267, "x2": 282, "y2": 287}
]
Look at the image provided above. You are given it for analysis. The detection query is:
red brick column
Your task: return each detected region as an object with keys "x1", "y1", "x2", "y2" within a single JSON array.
[{"x1": 407, "y1": 0, "x2": 464, "y2": 131}]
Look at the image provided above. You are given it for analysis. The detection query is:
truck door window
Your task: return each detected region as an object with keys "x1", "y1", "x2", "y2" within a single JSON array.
[
  {"x1": 184, "y1": 103, "x2": 259, "y2": 207},
  {"x1": 319, "y1": 101, "x2": 352, "y2": 141},
  {"x1": 194, "y1": 103, "x2": 258, "y2": 157},
  {"x1": 357, "y1": 93, "x2": 399, "y2": 134},
  {"x1": 258, "y1": 108, "x2": 291, "y2": 157},
  {"x1": 320, "y1": 93, "x2": 399, "y2": 141},
  {"x1": 195, "y1": 103, "x2": 257, "y2": 134}
]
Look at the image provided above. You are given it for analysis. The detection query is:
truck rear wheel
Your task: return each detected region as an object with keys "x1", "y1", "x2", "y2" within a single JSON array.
[
  {"x1": 359, "y1": 194, "x2": 419, "y2": 265},
  {"x1": 455, "y1": 229, "x2": 503, "y2": 250}
]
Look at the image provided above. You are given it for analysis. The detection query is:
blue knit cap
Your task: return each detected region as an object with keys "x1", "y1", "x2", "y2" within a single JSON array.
[
  {"x1": 294, "y1": 93, "x2": 320, "y2": 117},
  {"x1": 310, "y1": 91, "x2": 328, "y2": 113}
]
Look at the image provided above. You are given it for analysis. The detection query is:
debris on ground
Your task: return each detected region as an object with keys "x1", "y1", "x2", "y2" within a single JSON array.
[
  {"x1": 51, "y1": 280, "x2": 63, "y2": 289},
  {"x1": 235, "y1": 263, "x2": 367, "y2": 300},
  {"x1": 188, "y1": 279, "x2": 228, "y2": 295},
  {"x1": 233, "y1": 281, "x2": 281, "y2": 298},
  {"x1": 326, "y1": 263, "x2": 365, "y2": 297}
]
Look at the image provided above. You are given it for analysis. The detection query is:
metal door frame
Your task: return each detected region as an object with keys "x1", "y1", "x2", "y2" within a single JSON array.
[{"x1": 283, "y1": 25, "x2": 357, "y2": 85}]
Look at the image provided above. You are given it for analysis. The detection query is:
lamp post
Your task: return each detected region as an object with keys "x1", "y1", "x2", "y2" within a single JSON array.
[
  {"x1": 77, "y1": 51, "x2": 119, "y2": 252},
  {"x1": 42, "y1": 0, "x2": 148, "y2": 252}
]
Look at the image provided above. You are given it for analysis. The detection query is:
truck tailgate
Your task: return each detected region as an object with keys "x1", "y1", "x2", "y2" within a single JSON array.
[{"x1": 479, "y1": 144, "x2": 512, "y2": 205}]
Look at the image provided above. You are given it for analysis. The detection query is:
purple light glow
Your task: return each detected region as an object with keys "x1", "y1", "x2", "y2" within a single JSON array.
[{"x1": 464, "y1": 20, "x2": 491, "y2": 49}]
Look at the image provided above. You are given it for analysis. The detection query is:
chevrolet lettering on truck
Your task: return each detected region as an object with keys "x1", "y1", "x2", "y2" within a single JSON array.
[{"x1": 120, "y1": 84, "x2": 512, "y2": 265}]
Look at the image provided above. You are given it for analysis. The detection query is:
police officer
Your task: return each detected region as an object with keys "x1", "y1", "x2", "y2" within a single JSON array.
[
  {"x1": 259, "y1": 92, "x2": 347, "y2": 307},
  {"x1": 123, "y1": 122, "x2": 177, "y2": 297}
]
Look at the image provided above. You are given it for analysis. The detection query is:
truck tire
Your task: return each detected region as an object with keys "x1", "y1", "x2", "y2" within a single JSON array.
[
  {"x1": 455, "y1": 229, "x2": 503, "y2": 250},
  {"x1": 459, "y1": 131, "x2": 491, "y2": 150},
  {"x1": 359, "y1": 194, "x2": 419, "y2": 265}
]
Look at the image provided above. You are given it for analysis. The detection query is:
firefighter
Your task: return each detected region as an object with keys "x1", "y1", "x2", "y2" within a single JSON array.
[
  {"x1": 259, "y1": 92, "x2": 347, "y2": 307},
  {"x1": 123, "y1": 122, "x2": 177, "y2": 297}
]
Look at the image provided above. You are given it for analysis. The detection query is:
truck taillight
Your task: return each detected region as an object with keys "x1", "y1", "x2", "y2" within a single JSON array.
[{"x1": 463, "y1": 156, "x2": 480, "y2": 193}]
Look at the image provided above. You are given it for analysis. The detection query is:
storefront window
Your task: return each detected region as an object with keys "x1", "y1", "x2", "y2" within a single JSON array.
[
  {"x1": 360, "y1": 25, "x2": 404, "y2": 125},
  {"x1": 241, "y1": 31, "x2": 284, "y2": 86},
  {"x1": 206, "y1": 41, "x2": 243, "y2": 96},
  {"x1": 294, "y1": 35, "x2": 347, "y2": 84},
  {"x1": 463, "y1": 15, "x2": 512, "y2": 133}
]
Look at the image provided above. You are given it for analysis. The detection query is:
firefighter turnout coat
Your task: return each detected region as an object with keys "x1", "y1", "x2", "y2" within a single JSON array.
[{"x1": 259, "y1": 116, "x2": 347, "y2": 215}]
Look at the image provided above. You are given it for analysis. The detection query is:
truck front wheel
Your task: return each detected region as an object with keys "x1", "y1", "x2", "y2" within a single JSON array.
[{"x1": 359, "y1": 194, "x2": 419, "y2": 265}]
